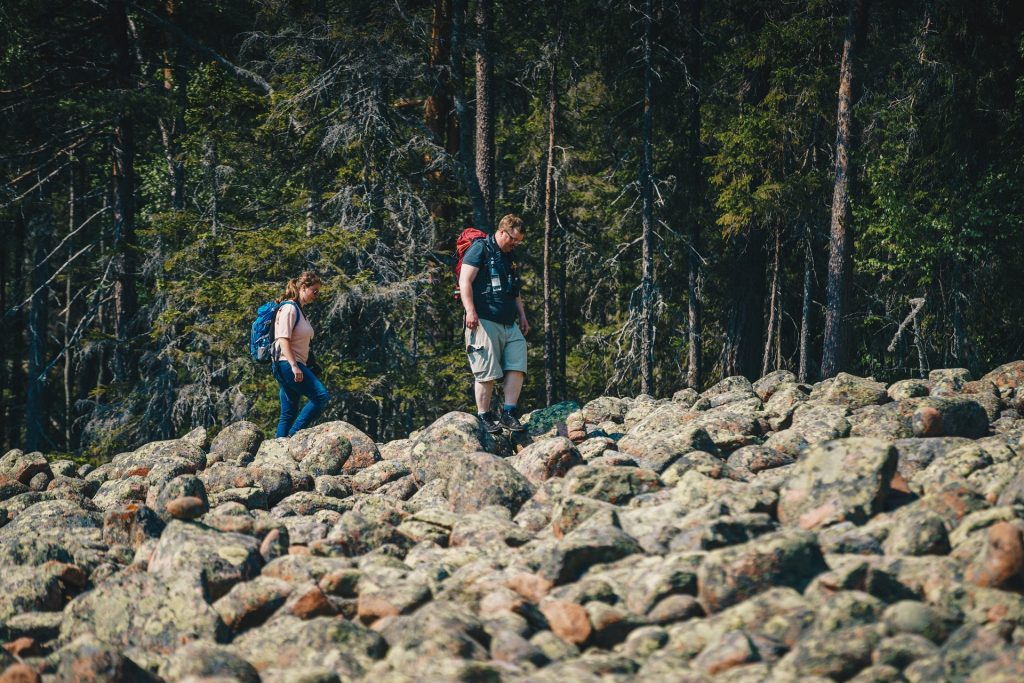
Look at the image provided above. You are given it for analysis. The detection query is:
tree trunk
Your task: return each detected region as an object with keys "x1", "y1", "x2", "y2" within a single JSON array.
[
  {"x1": 451, "y1": 0, "x2": 489, "y2": 230},
  {"x1": 111, "y1": 0, "x2": 138, "y2": 385},
  {"x1": 306, "y1": 168, "x2": 320, "y2": 237},
  {"x1": 798, "y1": 224, "x2": 814, "y2": 382},
  {"x1": 424, "y1": 0, "x2": 455, "y2": 222},
  {"x1": 558, "y1": 226, "x2": 567, "y2": 400},
  {"x1": 686, "y1": 0, "x2": 703, "y2": 390},
  {"x1": 205, "y1": 139, "x2": 219, "y2": 236},
  {"x1": 474, "y1": 0, "x2": 495, "y2": 229},
  {"x1": 721, "y1": 227, "x2": 767, "y2": 379},
  {"x1": 821, "y1": 0, "x2": 866, "y2": 379},
  {"x1": 26, "y1": 208, "x2": 53, "y2": 452},
  {"x1": 542, "y1": 3, "x2": 561, "y2": 407},
  {"x1": 638, "y1": 0, "x2": 655, "y2": 395},
  {"x1": 159, "y1": 0, "x2": 186, "y2": 211},
  {"x1": 65, "y1": 155, "x2": 76, "y2": 450},
  {"x1": 0, "y1": 219, "x2": 6, "y2": 449},
  {"x1": 762, "y1": 225, "x2": 781, "y2": 377}
]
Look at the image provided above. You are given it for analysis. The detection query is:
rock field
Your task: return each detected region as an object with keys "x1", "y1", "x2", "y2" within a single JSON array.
[{"x1": 4, "y1": 362, "x2": 1024, "y2": 681}]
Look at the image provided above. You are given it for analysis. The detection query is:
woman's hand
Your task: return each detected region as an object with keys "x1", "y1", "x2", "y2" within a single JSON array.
[{"x1": 291, "y1": 363, "x2": 304, "y2": 383}]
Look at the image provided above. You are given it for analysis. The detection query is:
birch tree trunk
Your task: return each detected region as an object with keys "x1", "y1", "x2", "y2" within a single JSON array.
[
  {"x1": 821, "y1": 0, "x2": 866, "y2": 379},
  {"x1": 474, "y1": 0, "x2": 495, "y2": 230}
]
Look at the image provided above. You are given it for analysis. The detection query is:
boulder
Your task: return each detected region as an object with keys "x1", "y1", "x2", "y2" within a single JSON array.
[
  {"x1": 60, "y1": 571, "x2": 228, "y2": 652},
  {"x1": 230, "y1": 616, "x2": 386, "y2": 678},
  {"x1": 980, "y1": 360, "x2": 1024, "y2": 399},
  {"x1": 446, "y1": 451, "x2": 534, "y2": 515},
  {"x1": 523, "y1": 401, "x2": 581, "y2": 436},
  {"x1": 697, "y1": 529, "x2": 826, "y2": 612},
  {"x1": 507, "y1": 437, "x2": 584, "y2": 484},
  {"x1": 582, "y1": 397, "x2": 629, "y2": 425},
  {"x1": 0, "y1": 451, "x2": 51, "y2": 486},
  {"x1": 147, "y1": 520, "x2": 263, "y2": 600},
  {"x1": 159, "y1": 641, "x2": 261, "y2": 683},
  {"x1": 409, "y1": 412, "x2": 499, "y2": 485},
  {"x1": 209, "y1": 421, "x2": 264, "y2": 465},
  {"x1": 778, "y1": 438, "x2": 897, "y2": 530}
]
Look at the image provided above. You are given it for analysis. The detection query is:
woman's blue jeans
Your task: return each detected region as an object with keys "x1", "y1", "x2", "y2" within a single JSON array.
[{"x1": 272, "y1": 361, "x2": 330, "y2": 438}]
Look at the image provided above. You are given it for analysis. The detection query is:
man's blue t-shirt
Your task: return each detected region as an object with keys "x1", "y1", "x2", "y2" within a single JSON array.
[{"x1": 463, "y1": 235, "x2": 520, "y2": 325}]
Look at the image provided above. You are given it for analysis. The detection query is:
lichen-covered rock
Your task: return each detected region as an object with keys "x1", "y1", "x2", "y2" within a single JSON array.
[
  {"x1": 893, "y1": 437, "x2": 973, "y2": 480},
  {"x1": 210, "y1": 421, "x2": 264, "y2": 465},
  {"x1": 697, "y1": 529, "x2": 826, "y2": 613},
  {"x1": 230, "y1": 615, "x2": 386, "y2": 678},
  {"x1": 532, "y1": 524, "x2": 643, "y2": 585},
  {"x1": 964, "y1": 520, "x2": 1024, "y2": 591},
  {"x1": 159, "y1": 641, "x2": 261, "y2": 683},
  {"x1": 618, "y1": 403, "x2": 719, "y2": 471},
  {"x1": 753, "y1": 370, "x2": 796, "y2": 403},
  {"x1": 102, "y1": 503, "x2": 165, "y2": 548},
  {"x1": 147, "y1": 520, "x2": 263, "y2": 600},
  {"x1": 60, "y1": 570, "x2": 228, "y2": 652},
  {"x1": 523, "y1": 401, "x2": 581, "y2": 437},
  {"x1": 563, "y1": 465, "x2": 662, "y2": 505},
  {"x1": 508, "y1": 437, "x2": 583, "y2": 484},
  {"x1": 778, "y1": 438, "x2": 897, "y2": 529},
  {"x1": 146, "y1": 474, "x2": 208, "y2": 520},
  {"x1": 445, "y1": 451, "x2": 534, "y2": 515},
  {"x1": 909, "y1": 396, "x2": 990, "y2": 438},
  {"x1": 888, "y1": 379, "x2": 930, "y2": 401},
  {"x1": 409, "y1": 412, "x2": 498, "y2": 485},
  {"x1": 51, "y1": 636, "x2": 161, "y2": 682},
  {"x1": 290, "y1": 421, "x2": 380, "y2": 477},
  {"x1": 819, "y1": 373, "x2": 890, "y2": 409},
  {"x1": 0, "y1": 451, "x2": 51, "y2": 486},
  {"x1": 213, "y1": 576, "x2": 295, "y2": 633},
  {"x1": 582, "y1": 397, "x2": 629, "y2": 425},
  {"x1": 0, "y1": 499, "x2": 104, "y2": 572},
  {"x1": 773, "y1": 624, "x2": 883, "y2": 680},
  {"x1": 881, "y1": 600, "x2": 957, "y2": 643},
  {"x1": 980, "y1": 360, "x2": 1024, "y2": 399}
]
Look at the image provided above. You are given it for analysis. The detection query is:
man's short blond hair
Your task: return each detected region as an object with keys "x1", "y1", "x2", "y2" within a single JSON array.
[{"x1": 498, "y1": 214, "x2": 525, "y2": 236}]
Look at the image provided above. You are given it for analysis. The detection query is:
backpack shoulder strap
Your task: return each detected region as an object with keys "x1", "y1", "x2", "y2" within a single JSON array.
[{"x1": 276, "y1": 300, "x2": 302, "y2": 331}]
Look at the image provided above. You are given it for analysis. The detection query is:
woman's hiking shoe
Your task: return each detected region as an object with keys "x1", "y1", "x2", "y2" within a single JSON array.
[
  {"x1": 498, "y1": 411, "x2": 525, "y2": 432},
  {"x1": 478, "y1": 412, "x2": 502, "y2": 434}
]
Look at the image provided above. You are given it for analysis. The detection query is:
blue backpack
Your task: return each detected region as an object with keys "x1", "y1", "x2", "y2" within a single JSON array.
[{"x1": 249, "y1": 300, "x2": 299, "y2": 364}]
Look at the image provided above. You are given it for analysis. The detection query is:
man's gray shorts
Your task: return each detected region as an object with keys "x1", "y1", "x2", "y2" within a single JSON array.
[{"x1": 465, "y1": 318, "x2": 527, "y2": 382}]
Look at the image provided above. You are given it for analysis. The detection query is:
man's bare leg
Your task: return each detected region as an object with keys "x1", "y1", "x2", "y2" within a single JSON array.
[
  {"x1": 502, "y1": 371, "x2": 524, "y2": 408},
  {"x1": 475, "y1": 380, "x2": 495, "y2": 414}
]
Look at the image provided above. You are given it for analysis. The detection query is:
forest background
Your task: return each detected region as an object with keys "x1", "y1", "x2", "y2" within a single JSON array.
[{"x1": 2, "y1": 0, "x2": 1023, "y2": 458}]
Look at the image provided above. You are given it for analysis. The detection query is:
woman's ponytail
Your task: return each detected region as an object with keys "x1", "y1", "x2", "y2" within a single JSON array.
[{"x1": 276, "y1": 271, "x2": 321, "y2": 304}]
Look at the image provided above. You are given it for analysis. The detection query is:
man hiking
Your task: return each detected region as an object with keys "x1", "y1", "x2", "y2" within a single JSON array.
[{"x1": 459, "y1": 214, "x2": 529, "y2": 433}]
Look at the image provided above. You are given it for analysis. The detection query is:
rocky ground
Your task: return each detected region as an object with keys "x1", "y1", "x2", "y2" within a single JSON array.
[{"x1": 4, "y1": 363, "x2": 1024, "y2": 682}]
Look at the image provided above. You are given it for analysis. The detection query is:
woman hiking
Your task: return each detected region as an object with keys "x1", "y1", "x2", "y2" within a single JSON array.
[{"x1": 272, "y1": 272, "x2": 329, "y2": 437}]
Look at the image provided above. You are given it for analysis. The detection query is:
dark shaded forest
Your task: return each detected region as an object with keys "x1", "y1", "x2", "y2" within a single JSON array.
[{"x1": 2, "y1": 0, "x2": 1023, "y2": 456}]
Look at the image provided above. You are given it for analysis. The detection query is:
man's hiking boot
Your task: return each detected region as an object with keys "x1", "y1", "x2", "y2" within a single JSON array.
[
  {"x1": 479, "y1": 412, "x2": 502, "y2": 434},
  {"x1": 498, "y1": 410, "x2": 525, "y2": 432}
]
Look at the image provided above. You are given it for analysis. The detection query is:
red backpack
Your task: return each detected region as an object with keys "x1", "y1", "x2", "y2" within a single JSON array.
[{"x1": 453, "y1": 227, "x2": 489, "y2": 299}]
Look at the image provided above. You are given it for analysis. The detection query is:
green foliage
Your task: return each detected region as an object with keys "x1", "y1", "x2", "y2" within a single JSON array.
[{"x1": 4, "y1": 0, "x2": 1024, "y2": 455}]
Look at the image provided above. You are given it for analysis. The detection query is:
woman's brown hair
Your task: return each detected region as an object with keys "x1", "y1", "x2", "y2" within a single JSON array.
[{"x1": 277, "y1": 271, "x2": 322, "y2": 304}]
